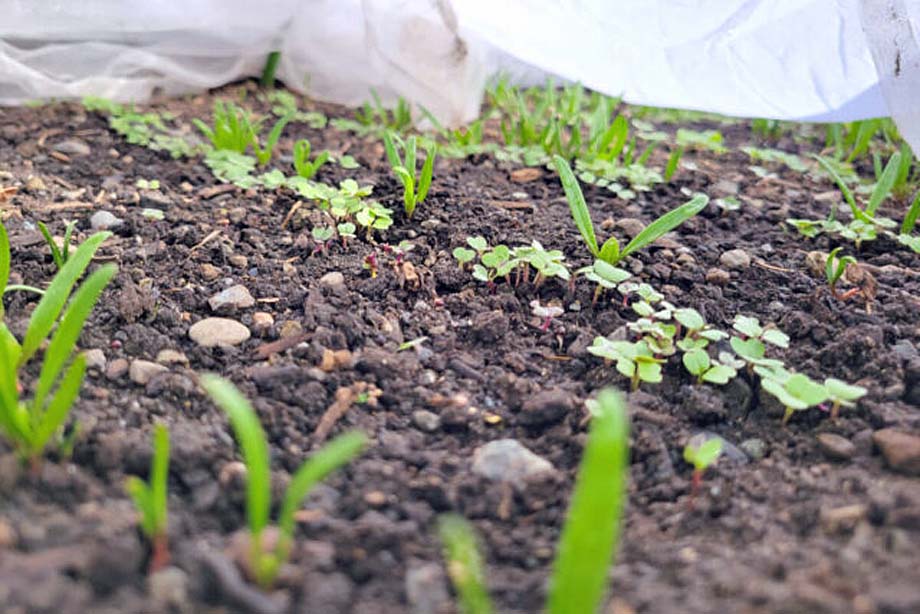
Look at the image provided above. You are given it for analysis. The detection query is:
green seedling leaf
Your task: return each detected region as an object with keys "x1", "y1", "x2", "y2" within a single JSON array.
[
  {"x1": 684, "y1": 437, "x2": 723, "y2": 472},
  {"x1": 126, "y1": 424, "x2": 170, "y2": 540},
  {"x1": 0, "y1": 221, "x2": 9, "y2": 318},
  {"x1": 548, "y1": 388, "x2": 629, "y2": 614},
  {"x1": 824, "y1": 378, "x2": 867, "y2": 404},
  {"x1": 439, "y1": 515, "x2": 494, "y2": 614},
  {"x1": 467, "y1": 236, "x2": 488, "y2": 253},
  {"x1": 866, "y1": 151, "x2": 901, "y2": 216},
  {"x1": 701, "y1": 363, "x2": 737, "y2": 385},
  {"x1": 902, "y1": 191, "x2": 920, "y2": 235},
  {"x1": 277, "y1": 431, "x2": 366, "y2": 545},
  {"x1": 618, "y1": 194, "x2": 708, "y2": 261},
  {"x1": 19, "y1": 231, "x2": 112, "y2": 366},
  {"x1": 200, "y1": 375, "x2": 271, "y2": 538},
  {"x1": 30, "y1": 353, "x2": 86, "y2": 458},
  {"x1": 761, "y1": 328, "x2": 790, "y2": 348},
  {"x1": 674, "y1": 308, "x2": 704, "y2": 331},
  {"x1": 732, "y1": 315, "x2": 763, "y2": 338},
  {"x1": 730, "y1": 336, "x2": 765, "y2": 361},
  {"x1": 453, "y1": 247, "x2": 476, "y2": 264},
  {"x1": 682, "y1": 348, "x2": 711, "y2": 376},
  {"x1": 554, "y1": 155, "x2": 599, "y2": 257},
  {"x1": 812, "y1": 154, "x2": 870, "y2": 223}
]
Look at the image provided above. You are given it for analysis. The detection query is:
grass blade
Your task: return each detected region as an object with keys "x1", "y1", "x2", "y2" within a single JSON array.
[
  {"x1": 902, "y1": 191, "x2": 920, "y2": 235},
  {"x1": 0, "y1": 325, "x2": 24, "y2": 440},
  {"x1": 554, "y1": 155, "x2": 599, "y2": 257},
  {"x1": 867, "y1": 151, "x2": 901, "y2": 216},
  {"x1": 548, "y1": 388, "x2": 629, "y2": 614},
  {"x1": 151, "y1": 423, "x2": 170, "y2": 535},
  {"x1": 201, "y1": 374, "x2": 271, "y2": 537},
  {"x1": 417, "y1": 145, "x2": 436, "y2": 204},
  {"x1": 438, "y1": 515, "x2": 494, "y2": 614},
  {"x1": 619, "y1": 194, "x2": 708, "y2": 261},
  {"x1": 32, "y1": 352, "x2": 85, "y2": 456},
  {"x1": 812, "y1": 154, "x2": 868, "y2": 222},
  {"x1": 37, "y1": 221, "x2": 64, "y2": 270},
  {"x1": 34, "y1": 264, "x2": 116, "y2": 409},
  {"x1": 19, "y1": 231, "x2": 111, "y2": 365},
  {"x1": 277, "y1": 431, "x2": 366, "y2": 542},
  {"x1": 126, "y1": 477, "x2": 154, "y2": 536}
]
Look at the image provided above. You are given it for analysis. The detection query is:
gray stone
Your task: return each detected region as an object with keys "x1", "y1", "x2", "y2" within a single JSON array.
[
  {"x1": 705, "y1": 267, "x2": 731, "y2": 285},
  {"x1": 816, "y1": 433, "x2": 856, "y2": 461},
  {"x1": 252, "y1": 311, "x2": 274, "y2": 335},
  {"x1": 873, "y1": 429, "x2": 920, "y2": 475},
  {"x1": 208, "y1": 284, "x2": 255, "y2": 312},
  {"x1": 405, "y1": 563, "x2": 450, "y2": 614},
  {"x1": 83, "y1": 348, "x2": 106, "y2": 371},
  {"x1": 188, "y1": 317, "x2": 251, "y2": 347},
  {"x1": 614, "y1": 218, "x2": 646, "y2": 238},
  {"x1": 472, "y1": 439, "x2": 555, "y2": 483},
  {"x1": 53, "y1": 139, "x2": 90, "y2": 156},
  {"x1": 148, "y1": 567, "x2": 190, "y2": 612},
  {"x1": 739, "y1": 438, "x2": 767, "y2": 460},
  {"x1": 156, "y1": 349, "x2": 189, "y2": 366},
  {"x1": 319, "y1": 271, "x2": 345, "y2": 288},
  {"x1": 129, "y1": 360, "x2": 169, "y2": 385},
  {"x1": 719, "y1": 248, "x2": 751, "y2": 270},
  {"x1": 411, "y1": 410, "x2": 441, "y2": 432},
  {"x1": 90, "y1": 211, "x2": 123, "y2": 231}
]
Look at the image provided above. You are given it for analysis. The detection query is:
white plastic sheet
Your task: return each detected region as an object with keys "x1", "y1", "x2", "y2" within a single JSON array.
[{"x1": 0, "y1": 0, "x2": 917, "y2": 149}]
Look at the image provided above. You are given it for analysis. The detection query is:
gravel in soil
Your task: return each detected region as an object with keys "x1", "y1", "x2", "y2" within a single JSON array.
[{"x1": 1, "y1": 86, "x2": 920, "y2": 613}]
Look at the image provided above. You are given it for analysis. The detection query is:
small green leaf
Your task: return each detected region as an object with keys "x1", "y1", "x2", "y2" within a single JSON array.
[
  {"x1": 730, "y1": 336, "x2": 765, "y2": 360},
  {"x1": 823, "y1": 378, "x2": 867, "y2": 404},
  {"x1": 618, "y1": 194, "x2": 708, "y2": 261},
  {"x1": 682, "y1": 348, "x2": 710, "y2": 376},
  {"x1": 674, "y1": 308, "x2": 704, "y2": 330},
  {"x1": 761, "y1": 328, "x2": 789, "y2": 348},
  {"x1": 732, "y1": 315, "x2": 763, "y2": 338},
  {"x1": 438, "y1": 515, "x2": 494, "y2": 614},
  {"x1": 554, "y1": 156, "x2": 599, "y2": 257}
]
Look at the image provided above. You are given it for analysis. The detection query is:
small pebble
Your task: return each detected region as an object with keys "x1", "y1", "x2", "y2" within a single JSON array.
[
  {"x1": 189, "y1": 318, "x2": 251, "y2": 347},
  {"x1": 200, "y1": 263, "x2": 221, "y2": 280},
  {"x1": 740, "y1": 438, "x2": 767, "y2": 460},
  {"x1": 471, "y1": 439, "x2": 555, "y2": 484},
  {"x1": 208, "y1": 284, "x2": 255, "y2": 312},
  {"x1": 105, "y1": 358, "x2": 129, "y2": 380},
  {"x1": 83, "y1": 348, "x2": 106, "y2": 371},
  {"x1": 411, "y1": 410, "x2": 441, "y2": 432},
  {"x1": 53, "y1": 139, "x2": 91, "y2": 156},
  {"x1": 705, "y1": 268, "x2": 731, "y2": 285},
  {"x1": 155, "y1": 349, "x2": 189, "y2": 366},
  {"x1": 873, "y1": 429, "x2": 920, "y2": 475},
  {"x1": 251, "y1": 311, "x2": 274, "y2": 335},
  {"x1": 320, "y1": 271, "x2": 345, "y2": 288},
  {"x1": 129, "y1": 360, "x2": 169, "y2": 385},
  {"x1": 719, "y1": 248, "x2": 751, "y2": 270},
  {"x1": 25, "y1": 176, "x2": 46, "y2": 191},
  {"x1": 816, "y1": 433, "x2": 856, "y2": 461},
  {"x1": 228, "y1": 254, "x2": 248, "y2": 268},
  {"x1": 90, "y1": 211, "x2": 123, "y2": 231}
]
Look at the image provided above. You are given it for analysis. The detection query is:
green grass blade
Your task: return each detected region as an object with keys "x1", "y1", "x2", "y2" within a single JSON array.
[
  {"x1": 383, "y1": 132, "x2": 401, "y2": 168},
  {"x1": 405, "y1": 137, "x2": 417, "y2": 178},
  {"x1": 31, "y1": 353, "x2": 85, "y2": 456},
  {"x1": 201, "y1": 374, "x2": 271, "y2": 537},
  {"x1": 0, "y1": 325, "x2": 24, "y2": 440},
  {"x1": 902, "y1": 191, "x2": 920, "y2": 235},
  {"x1": 258, "y1": 114, "x2": 291, "y2": 166},
  {"x1": 812, "y1": 154, "x2": 867, "y2": 222},
  {"x1": 417, "y1": 146, "x2": 436, "y2": 204},
  {"x1": 260, "y1": 51, "x2": 281, "y2": 88},
  {"x1": 37, "y1": 221, "x2": 64, "y2": 270},
  {"x1": 126, "y1": 477, "x2": 155, "y2": 536},
  {"x1": 438, "y1": 515, "x2": 494, "y2": 614},
  {"x1": 34, "y1": 264, "x2": 116, "y2": 409},
  {"x1": 554, "y1": 155, "x2": 599, "y2": 257},
  {"x1": 277, "y1": 431, "x2": 366, "y2": 542},
  {"x1": 151, "y1": 423, "x2": 170, "y2": 535},
  {"x1": 0, "y1": 220, "x2": 9, "y2": 319},
  {"x1": 619, "y1": 194, "x2": 708, "y2": 261},
  {"x1": 19, "y1": 231, "x2": 112, "y2": 366},
  {"x1": 867, "y1": 151, "x2": 901, "y2": 216},
  {"x1": 664, "y1": 146, "x2": 683, "y2": 181},
  {"x1": 548, "y1": 388, "x2": 629, "y2": 614}
]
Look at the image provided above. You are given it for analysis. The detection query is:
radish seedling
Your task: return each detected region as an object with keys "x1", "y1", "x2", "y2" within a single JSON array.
[
  {"x1": 578, "y1": 259, "x2": 631, "y2": 304},
  {"x1": 0, "y1": 223, "x2": 116, "y2": 466},
  {"x1": 126, "y1": 424, "x2": 170, "y2": 573},
  {"x1": 760, "y1": 371, "x2": 828, "y2": 424},
  {"x1": 554, "y1": 155, "x2": 707, "y2": 266},
  {"x1": 683, "y1": 436, "x2": 723, "y2": 497},
  {"x1": 824, "y1": 247, "x2": 857, "y2": 299},
  {"x1": 589, "y1": 338, "x2": 664, "y2": 391},
  {"x1": 383, "y1": 132, "x2": 437, "y2": 219},
  {"x1": 823, "y1": 378, "x2": 867, "y2": 419},
  {"x1": 292, "y1": 138, "x2": 330, "y2": 180},
  {"x1": 513, "y1": 241, "x2": 570, "y2": 285},
  {"x1": 201, "y1": 375, "x2": 367, "y2": 589},
  {"x1": 682, "y1": 349, "x2": 738, "y2": 385},
  {"x1": 530, "y1": 300, "x2": 564, "y2": 332}
]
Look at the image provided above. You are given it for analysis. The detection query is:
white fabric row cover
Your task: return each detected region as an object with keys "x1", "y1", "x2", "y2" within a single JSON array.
[{"x1": 0, "y1": 0, "x2": 917, "y2": 150}]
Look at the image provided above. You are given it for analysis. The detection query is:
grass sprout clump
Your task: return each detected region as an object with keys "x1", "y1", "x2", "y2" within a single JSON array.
[
  {"x1": 194, "y1": 100, "x2": 291, "y2": 166},
  {"x1": 201, "y1": 375, "x2": 367, "y2": 589},
  {"x1": 37, "y1": 220, "x2": 77, "y2": 271},
  {"x1": 554, "y1": 155, "x2": 707, "y2": 266},
  {"x1": 126, "y1": 424, "x2": 170, "y2": 572},
  {"x1": 440, "y1": 388, "x2": 629, "y2": 614},
  {"x1": 383, "y1": 132, "x2": 437, "y2": 219},
  {"x1": 292, "y1": 138, "x2": 330, "y2": 180},
  {"x1": 0, "y1": 222, "x2": 116, "y2": 466}
]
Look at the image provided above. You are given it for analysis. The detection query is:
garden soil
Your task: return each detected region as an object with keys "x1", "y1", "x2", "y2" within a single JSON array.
[{"x1": 1, "y1": 84, "x2": 920, "y2": 614}]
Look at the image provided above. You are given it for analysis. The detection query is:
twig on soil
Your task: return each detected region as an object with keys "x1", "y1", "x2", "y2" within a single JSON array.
[
  {"x1": 185, "y1": 229, "x2": 222, "y2": 260},
  {"x1": 489, "y1": 200, "x2": 534, "y2": 211},
  {"x1": 753, "y1": 259, "x2": 792, "y2": 273},
  {"x1": 253, "y1": 331, "x2": 310, "y2": 359},
  {"x1": 280, "y1": 200, "x2": 303, "y2": 230},
  {"x1": 314, "y1": 382, "x2": 380, "y2": 443}
]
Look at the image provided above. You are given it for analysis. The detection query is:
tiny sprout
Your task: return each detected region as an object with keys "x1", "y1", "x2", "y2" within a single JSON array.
[
  {"x1": 293, "y1": 138, "x2": 330, "y2": 180},
  {"x1": 363, "y1": 252, "x2": 379, "y2": 278},
  {"x1": 761, "y1": 372, "x2": 828, "y2": 424},
  {"x1": 126, "y1": 424, "x2": 170, "y2": 573},
  {"x1": 823, "y1": 378, "x2": 867, "y2": 419},
  {"x1": 311, "y1": 226, "x2": 334, "y2": 255},
  {"x1": 683, "y1": 436, "x2": 723, "y2": 496},
  {"x1": 135, "y1": 178, "x2": 161, "y2": 190},
  {"x1": 453, "y1": 247, "x2": 476, "y2": 269},
  {"x1": 337, "y1": 222, "x2": 356, "y2": 246},
  {"x1": 682, "y1": 349, "x2": 737, "y2": 385},
  {"x1": 824, "y1": 247, "x2": 857, "y2": 300},
  {"x1": 589, "y1": 338, "x2": 664, "y2": 391},
  {"x1": 578, "y1": 260, "x2": 631, "y2": 304},
  {"x1": 466, "y1": 236, "x2": 488, "y2": 254},
  {"x1": 530, "y1": 300, "x2": 564, "y2": 332},
  {"x1": 732, "y1": 315, "x2": 789, "y2": 348}
]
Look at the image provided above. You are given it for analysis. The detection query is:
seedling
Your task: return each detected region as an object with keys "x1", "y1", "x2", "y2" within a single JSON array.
[
  {"x1": 204, "y1": 150, "x2": 259, "y2": 188},
  {"x1": 337, "y1": 222, "x2": 356, "y2": 247},
  {"x1": 37, "y1": 220, "x2": 77, "y2": 271},
  {"x1": 578, "y1": 259, "x2": 631, "y2": 304},
  {"x1": 664, "y1": 146, "x2": 683, "y2": 181},
  {"x1": 292, "y1": 139, "x2": 330, "y2": 180},
  {"x1": 513, "y1": 241, "x2": 570, "y2": 286},
  {"x1": 674, "y1": 308, "x2": 728, "y2": 350},
  {"x1": 136, "y1": 179, "x2": 161, "y2": 190},
  {"x1": 732, "y1": 315, "x2": 789, "y2": 349},
  {"x1": 530, "y1": 300, "x2": 564, "y2": 332},
  {"x1": 194, "y1": 101, "x2": 291, "y2": 166},
  {"x1": 311, "y1": 226, "x2": 334, "y2": 255},
  {"x1": 554, "y1": 155, "x2": 707, "y2": 266},
  {"x1": 760, "y1": 371, "x2": 828, "y2": 424},
  {"x1": 824, "y1": 247, "x2": 857, "y2": 300},
  {"x1": 682, "y1": 349, "x2": 738, "y2": 385},
  {"x1": 0, "y1": 223, "x2": 116, "y2": 466},
  {"x1": 363, "y1": 252, "x2": 379, "y2": 278},
  {"x1": 383, "y1": 132, "x2": 437, "y2": 219},
  {"x1": 899, "y1": 192, "x2": 920, "y2": 253},
  {"x1": 823, "y1": 378, "x2": 867, "y2": 419},
  {"x1": 472, "y1": 245, "x2": 515, "y2": 287},
  {"x1": 441, "y1": 388, "x2": 629, "y2": 614},
  {"x1": 260, "y1": 51, "x2": 281, "y2": 88},
  {"x1": 588, "y1": 338, "x2": 664, "y2": 391},
  {"x1": 201, "y1": 375, "x2": 367, "y2": 589},
  {"x1": 676, "y1": 129, "x2": 727, "y2": 154},
  {"x1": 683, "y1": 436, "x2": 723, "y2": 497},
  {"x1": 126, "y1": 424, "x2": 170, "y2": 573}
]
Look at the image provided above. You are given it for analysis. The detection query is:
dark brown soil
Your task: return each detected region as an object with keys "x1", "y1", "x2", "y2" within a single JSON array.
[{"x1": 1, "y1": 84, "x2": 920, "y2": 614}]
